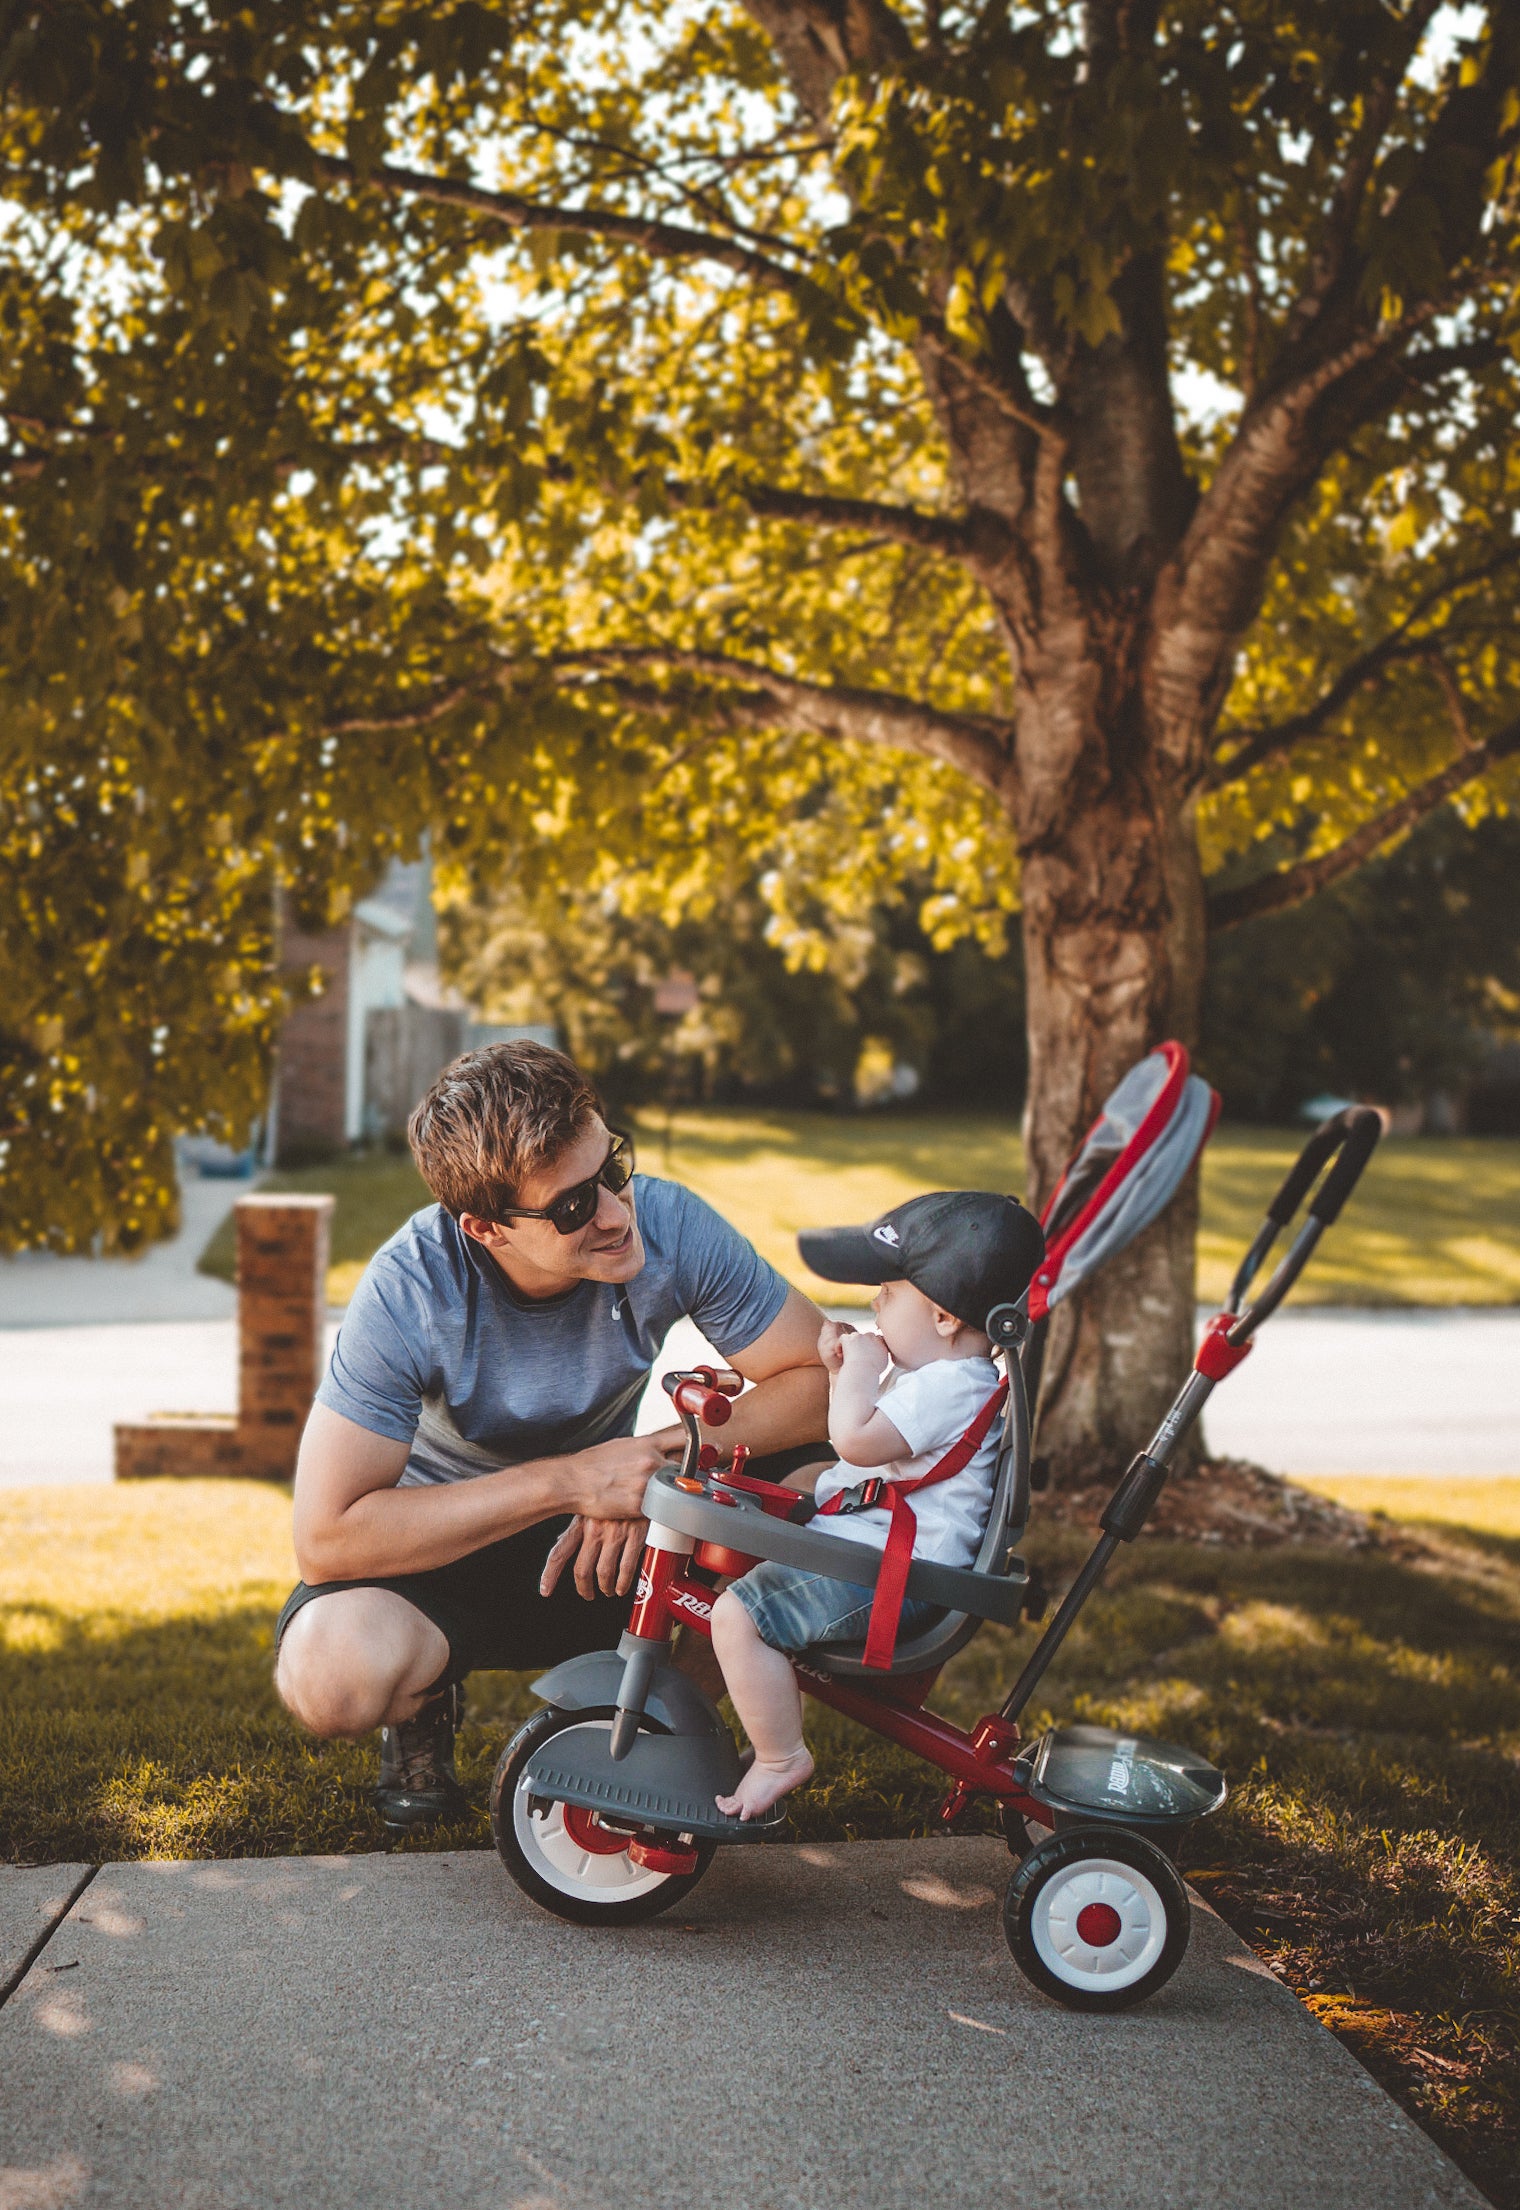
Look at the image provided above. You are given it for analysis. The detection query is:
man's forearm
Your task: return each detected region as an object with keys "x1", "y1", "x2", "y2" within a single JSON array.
[
  {"x1": 718, "y1": 1361, "x2": 829, "y2": 1457},
  {"x1": 295, "y1": 1456, "x2": 573, "y2": 1584}
]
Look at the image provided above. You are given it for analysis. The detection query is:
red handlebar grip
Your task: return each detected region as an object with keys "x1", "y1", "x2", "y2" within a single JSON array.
[{"x1": 672, "y1": 1380, "x2": 733, "y2": 1426}]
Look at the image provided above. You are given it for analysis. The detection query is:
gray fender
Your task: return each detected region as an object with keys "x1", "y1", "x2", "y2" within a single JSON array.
[{"x1": 530, "y1": 1648, "x2": 728, "y2": 1738}]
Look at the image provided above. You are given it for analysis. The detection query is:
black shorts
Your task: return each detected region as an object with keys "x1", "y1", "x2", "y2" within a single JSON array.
[
  {"x1": 274, "y1": 1515, "x2": 630, "y2": 1682},
  {"x1": 273, "y1": 1444, "x2": 828, "y2": 1684}
]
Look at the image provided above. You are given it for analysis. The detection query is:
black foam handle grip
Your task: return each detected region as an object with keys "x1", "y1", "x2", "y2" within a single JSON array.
[
  {"x1": 1265, "y1": 1115, "x2": 1345, "y2": 1226},
  {"x1": 1265, "y1": 1106, "x2": 1381, "y2": 1228},
  {"x1": 1309, "y1": 1107, "x2": 1383, "y2": 1225}
]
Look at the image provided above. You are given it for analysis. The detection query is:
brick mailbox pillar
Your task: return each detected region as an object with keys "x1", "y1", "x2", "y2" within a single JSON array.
[
  {"x1": 114, "y1": 1193, "x2": 335, "y2": 1482},
  {"x1": 234, "y1": 1195, "x2": 333, "y2": 1476}
]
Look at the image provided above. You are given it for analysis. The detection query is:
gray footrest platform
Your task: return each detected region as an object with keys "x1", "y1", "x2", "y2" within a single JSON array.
[{"x1": 522, "y1": 1725, "x2": 786, "y2": 1844}]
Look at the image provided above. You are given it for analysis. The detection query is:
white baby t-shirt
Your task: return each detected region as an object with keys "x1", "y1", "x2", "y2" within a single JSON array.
[{"x1": 810, "y1": 1353, "x2": 1003, "y2": 1569}]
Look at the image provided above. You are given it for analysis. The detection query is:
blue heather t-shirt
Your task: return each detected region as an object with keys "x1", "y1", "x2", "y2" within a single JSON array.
[{"x1": 317, "y1": 1175, "x2": 789, "y2": 1488}]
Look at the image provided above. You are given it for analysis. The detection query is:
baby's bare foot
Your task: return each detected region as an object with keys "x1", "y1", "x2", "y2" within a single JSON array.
[{"x1": 715, "y1": 1747, "x2": 814, "y2": 1821}]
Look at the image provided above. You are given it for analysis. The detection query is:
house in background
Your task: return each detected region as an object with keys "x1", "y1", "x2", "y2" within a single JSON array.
[{"x1": 271, "y1": 858, "x2": 554, "y2": 1165}]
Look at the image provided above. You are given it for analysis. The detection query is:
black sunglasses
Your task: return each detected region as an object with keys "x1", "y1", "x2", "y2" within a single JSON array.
[{"x1": 499, "y1": 1132, "x2": 636, "y2": 1236}]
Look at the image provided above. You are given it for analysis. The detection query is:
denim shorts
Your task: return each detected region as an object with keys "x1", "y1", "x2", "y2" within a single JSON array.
[{"x1": 729, "y1": 1560, "x2": 937, "y2": 1656}]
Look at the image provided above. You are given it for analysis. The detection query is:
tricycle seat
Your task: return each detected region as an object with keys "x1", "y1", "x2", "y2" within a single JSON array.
[{"x1": 640, "y1": 1344, "x2": 1034, "y2": 1678}]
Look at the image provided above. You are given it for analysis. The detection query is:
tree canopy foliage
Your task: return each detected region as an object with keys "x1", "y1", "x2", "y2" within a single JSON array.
[{"x1": 2, "y1": 0, "x2": 1518, "y2": 1313}]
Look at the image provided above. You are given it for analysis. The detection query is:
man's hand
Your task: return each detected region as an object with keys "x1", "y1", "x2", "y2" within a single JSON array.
[
  {"x1": 539, "y1": 1515, "x2": 648, "y2": 1600},
  {"x1": 566, "y1": 1433, "x2": 680, "y2": 1519},
  {"x1": 817, "y1": 1317, "x2": 859, "y2": 1374},
  {"x1": 536, "y1": 1433, "x2": 680, "y2": 1601}
]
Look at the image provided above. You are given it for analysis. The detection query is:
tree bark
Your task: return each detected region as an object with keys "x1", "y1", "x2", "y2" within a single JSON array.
[{"x1": 1013, "y1": 716, "x2": 1208, "y2": 1482}]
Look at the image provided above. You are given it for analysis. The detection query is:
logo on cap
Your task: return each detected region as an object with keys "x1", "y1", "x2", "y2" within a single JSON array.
[{"x1": 873, "y1": 1224, "x2": 901, "y2": 1247}]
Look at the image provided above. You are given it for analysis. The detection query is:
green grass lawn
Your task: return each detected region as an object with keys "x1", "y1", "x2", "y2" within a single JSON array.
[
  {"x1": 198, "y1": 1114, "x2": 1520, "y2": 1309},
  {"x1": 3, "y1": 1478, "x2": 1516, "y2": 2203}
]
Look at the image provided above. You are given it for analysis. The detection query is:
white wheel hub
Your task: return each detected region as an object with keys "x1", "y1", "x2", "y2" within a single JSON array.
[
  {"x1": 514, "y1": 1721, "x2": 676, "y2": 1904},
  {"x1": 1029, "y1": 1855, "x2": 1168, "y2": 1991}
]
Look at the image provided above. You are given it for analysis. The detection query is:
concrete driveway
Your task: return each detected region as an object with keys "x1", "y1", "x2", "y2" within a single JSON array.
[{"x1": 0, "y1": 1842, "x2": 1485, "y2": 2210}]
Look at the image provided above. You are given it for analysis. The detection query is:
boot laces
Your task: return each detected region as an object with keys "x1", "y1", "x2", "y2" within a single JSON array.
[{"x1": 383, "y1": 1684, "x2": 462, "y2": 1791}]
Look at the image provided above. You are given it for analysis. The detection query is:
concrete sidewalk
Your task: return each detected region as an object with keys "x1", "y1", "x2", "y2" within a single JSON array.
[
  {"x1": 0, "y1": 1172, "x2": 241, "y2": 1331},
  {"x1": 0, "y1": 1842, "x2": 1484, "y2": 2210}
]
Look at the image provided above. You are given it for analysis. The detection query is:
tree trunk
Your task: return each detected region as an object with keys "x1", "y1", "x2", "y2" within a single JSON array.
[{"x1": 1015, "y1": 755, "x2": 1207, "y2": 1484}]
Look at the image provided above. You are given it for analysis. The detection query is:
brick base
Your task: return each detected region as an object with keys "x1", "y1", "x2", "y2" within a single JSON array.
[{"x1": 113, "y1": 1418, "x2": 289, "y2": 1483}]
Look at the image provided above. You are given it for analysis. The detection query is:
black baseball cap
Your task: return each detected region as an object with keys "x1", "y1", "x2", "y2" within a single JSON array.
[{"x1": 798, "y1": 1191, "x2": 1045, "y2": 1334}]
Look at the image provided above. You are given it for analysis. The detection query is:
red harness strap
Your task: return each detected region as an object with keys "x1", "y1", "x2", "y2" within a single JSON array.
[{"x1": 817, "y1": 1380, "x2": 1008, "y2": 1670}]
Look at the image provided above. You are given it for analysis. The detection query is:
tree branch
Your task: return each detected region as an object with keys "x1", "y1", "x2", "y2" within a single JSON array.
[
  {"x1": 675, "y1": 477, "x2": 972, "y2": 558},
  {"x1": 913, "y1": 315, "x2": 1060, "y2": 443},
  {"x1": 1206, "y1": 715, "x2": 1520, "y2": 930},
  {"x1": 1422, "y1": 649, "x2": 1478, "y2": 752},
  {"x1": 307, "y1": 150, "x2": 821, "y2": 304},
  {"x1": 525, "y1": 644, "x2": 1015, "y2": 794},
  {"x1": 742, "y1": 0, "x2": 915, "y2": 132},
  {"x1": 1153, "y1": 293, "x2": 1477, "y2": 766},
  {"x1": 1204, "y1": 637, "x2": 1429, "y2": 790},
  {"x1": 1206, "y1": 539, "x2": 1520, "y2": 789},
  {"x1": 322, "y1": 680, "x2": 499, "y2": 737},
  {"x1": 1278, "y1": 0, "x2": 1445, "y2": 355}
]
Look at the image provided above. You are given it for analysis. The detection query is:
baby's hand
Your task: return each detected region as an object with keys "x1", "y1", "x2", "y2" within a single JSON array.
[
  {"x1": 838, "y1": 1328, "x2": 890, "y2": 1379},
  {"x1": 817, "y1": 1318, "x2": 858, "y2": 1374}
]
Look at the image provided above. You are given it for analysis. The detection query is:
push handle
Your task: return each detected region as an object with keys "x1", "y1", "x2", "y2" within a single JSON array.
[
  {"x1": 1226, "y1": 1106, "x2": 1382, "y2": 1338},
  {"x1": 1306, "y1": 1107, "x2": 1383, "y2": 1226},
  {"x1": 1004, "y1": 1105, "x2": 1379, "y2": 1727},
  {"x1": 1262, "y1": 1105, "x2": 1381, "y2": 1229}
]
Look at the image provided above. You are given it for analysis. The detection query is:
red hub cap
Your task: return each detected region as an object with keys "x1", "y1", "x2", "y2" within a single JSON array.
[
  {"x1": 1075, "y1": 1901, "x2": 1124, "y2": 1948},
  {"x1": 562, "y1": 1803, "x2": 633, "y2": 1856}
]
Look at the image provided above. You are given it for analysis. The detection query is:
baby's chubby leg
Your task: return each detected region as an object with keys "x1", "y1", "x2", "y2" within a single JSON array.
[{"x1": 710, "y1": 1589, "x2": 813, "y2": 1820}]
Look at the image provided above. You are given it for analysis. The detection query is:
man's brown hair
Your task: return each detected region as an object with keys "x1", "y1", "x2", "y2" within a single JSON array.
[{"x1": 407, "y1": 1042, "x2": 605, "y2": 1221}]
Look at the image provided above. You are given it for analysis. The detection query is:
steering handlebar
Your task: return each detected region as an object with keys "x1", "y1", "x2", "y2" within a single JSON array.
[{"x1": 662, "y1": 1365, "x2": 741, "y2": 1429}]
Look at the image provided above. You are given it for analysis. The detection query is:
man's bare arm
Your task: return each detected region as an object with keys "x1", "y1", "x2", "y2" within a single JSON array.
[
  {"x1": 680, "y1": 1285, "x2": 831, "y2": 1456},
  {"x1": 291, "y1": 1403, "x2": 673, "y2": 1584}
]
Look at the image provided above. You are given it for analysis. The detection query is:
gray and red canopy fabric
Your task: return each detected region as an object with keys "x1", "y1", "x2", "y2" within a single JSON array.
[{"x1": 1027, "y1": 1043, "x2": 1219, "y2": 1322}]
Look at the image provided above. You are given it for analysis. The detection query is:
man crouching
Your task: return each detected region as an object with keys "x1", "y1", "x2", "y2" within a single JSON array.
[{"x1": 275, "y1": 1041, "x2": 828, "y2": 1828}]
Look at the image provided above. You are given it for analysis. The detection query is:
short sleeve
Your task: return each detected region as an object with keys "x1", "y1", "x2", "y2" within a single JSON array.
[
  {"x1": 670, "y1": 1185, "x2": 789, "y2": 1356},
  {"x1": 316, "y1": 1253, "x2": 433, "y2": 1445},
  {"x1": 877, "y1": 1364, "x2": 980, "y2": 1459}
]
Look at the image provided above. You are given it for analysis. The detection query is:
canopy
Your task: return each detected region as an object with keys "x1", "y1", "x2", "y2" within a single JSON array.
[{"x1": 1027, "y1": 1042, "x2": 1219, "y2": 1321}]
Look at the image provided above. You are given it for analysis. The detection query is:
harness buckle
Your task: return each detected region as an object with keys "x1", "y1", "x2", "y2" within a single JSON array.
[{"x1": 834, "y1": 1475, "x2": 886, "y2": 1514}]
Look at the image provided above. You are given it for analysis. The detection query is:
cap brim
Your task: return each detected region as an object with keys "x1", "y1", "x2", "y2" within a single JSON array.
[{"x1": 797, "y1": 1224, "x2": 903, "y2": 1285}]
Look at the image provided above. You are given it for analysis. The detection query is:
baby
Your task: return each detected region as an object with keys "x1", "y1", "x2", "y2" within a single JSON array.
[{"x1": 712, "y1": 1189, "x2": 1042, "y2": 1823}]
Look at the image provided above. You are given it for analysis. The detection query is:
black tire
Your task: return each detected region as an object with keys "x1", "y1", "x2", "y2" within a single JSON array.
[
  {"x1": 490, "y1": 1705, "x2": 717, "y2": 1927},
  {"x1": 1004, "y1": 1824, "x2": 1191, "y2": 2011}
]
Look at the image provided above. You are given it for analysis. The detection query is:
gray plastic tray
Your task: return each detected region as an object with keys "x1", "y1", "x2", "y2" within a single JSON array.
[{"x1": 641, "y1": 1469, "x2": 1027, "y2": 1627}]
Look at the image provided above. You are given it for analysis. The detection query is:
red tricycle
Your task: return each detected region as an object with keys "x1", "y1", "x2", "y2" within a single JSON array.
[{"x1": 490, "y1": 1064, "x2": 1382, "y2": 2013}]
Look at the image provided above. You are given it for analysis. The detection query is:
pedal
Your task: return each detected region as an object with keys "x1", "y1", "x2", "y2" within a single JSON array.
[{"x1": 1021, "y1": 1563, "x2": 1049, "y2": 1622}]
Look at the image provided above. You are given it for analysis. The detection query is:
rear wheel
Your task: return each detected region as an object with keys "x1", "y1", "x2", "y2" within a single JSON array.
[
  {"x1": 490, "y1": 1705, "x2": 716, "y2": 1927},
  {"x1": 1004, "y1": 1826, "x2": 1190, "y2": 2011}
]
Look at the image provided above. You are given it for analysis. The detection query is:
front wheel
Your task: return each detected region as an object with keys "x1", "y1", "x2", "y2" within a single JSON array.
[
  {"x1": 490, "y1": 1705, "x2": 716, "y2": 1927},
  {"x1": 1004, "y1": 1825, "x2": 1190, "y2": 2011}
]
